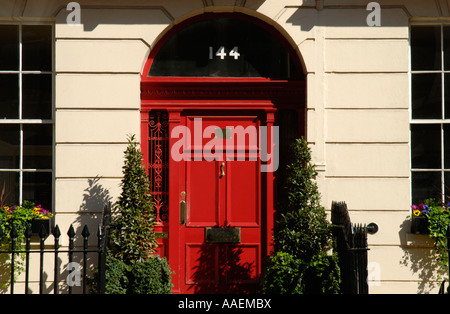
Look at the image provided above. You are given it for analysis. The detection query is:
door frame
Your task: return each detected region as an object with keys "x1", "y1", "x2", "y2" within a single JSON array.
[{"x1": 140, "y1": 13, "x2": 306, "y2": 293}]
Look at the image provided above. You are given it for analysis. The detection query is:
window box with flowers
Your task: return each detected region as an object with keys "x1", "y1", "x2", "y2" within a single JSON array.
[
  {"x1": 411, "y1": 203, "x2": 431, "y2": 234},
  {"x1": 410, "y1": 199, "x2": 450, "y2": 279},
  {"x1": 1, "y1": 201, "x2": 53, "y2": 239},
  {"x1": 0, "y1": 201, "x2": 53, "y2": 288}
]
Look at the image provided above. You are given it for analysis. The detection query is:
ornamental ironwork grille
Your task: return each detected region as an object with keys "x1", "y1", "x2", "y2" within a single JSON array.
[{"x1": 148, "y1": 111, "x2": 169, "y2": 224}]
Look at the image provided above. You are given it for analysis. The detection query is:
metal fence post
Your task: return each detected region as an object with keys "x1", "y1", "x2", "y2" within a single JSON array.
[
  {"x1": 67, "y1": 224, "x2": 75, "y2": 294},
  {"x1": 10, "y1": 225, "x2": 17, "y2": 294},
  {"x1": 52, "y1": 225, "x2": 61, "y2": 294},
  {"x1": 97, "y1": 225, "x2": 106, "y2": 294},
  {"x1": 25, "y1": 225, "x2": 32, "y2": 294}
]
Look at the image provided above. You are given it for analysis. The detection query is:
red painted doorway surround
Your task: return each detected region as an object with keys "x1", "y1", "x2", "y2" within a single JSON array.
[{"x1": 140, "y1": 12, "x2": 305, "y2": 294}]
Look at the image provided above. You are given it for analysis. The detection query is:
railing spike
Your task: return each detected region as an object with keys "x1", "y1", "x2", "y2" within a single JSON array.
[
  {"x1": 38, "y1": 223, "x2": 48, "y2": 238},
  {"x1": 67, "y1": 224, "x2": 75, "y2": 238},
  {"x1": 82, "y1": 225, "x2": 90, "y2": 237},
  {"x1": 52, "y1": 225, "x2": 61, "y2": 238}
]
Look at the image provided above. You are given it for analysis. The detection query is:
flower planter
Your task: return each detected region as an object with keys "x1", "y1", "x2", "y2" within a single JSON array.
[
  {"x1": 411, "y1": 215, "x2": 429, "y2": 234},
  {"x1": 31, "y1": 218, "x2": 51, "y2": 236}
]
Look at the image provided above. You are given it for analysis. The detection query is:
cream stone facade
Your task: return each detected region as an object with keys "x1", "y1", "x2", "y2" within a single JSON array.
[{"x1": 0, "y1": 0, "x2": 447, "y2": 294}]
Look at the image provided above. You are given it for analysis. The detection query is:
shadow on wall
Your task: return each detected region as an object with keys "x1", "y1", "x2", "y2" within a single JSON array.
[
  {"x1": 53, "y1": 1, "x2": 266, "y2": 31},
  {"x1": 53, "y1": 176, "x2": 114, "y2": 294},
  {"x1": 286, "y1": 6, "x2": 409, "y2": 31},
  {"x1": 75, "y1": 176, "x2": 113, "y2": 234},
  {"x1": 399, "y1": 217, "x2": 445, "y2": 294}
]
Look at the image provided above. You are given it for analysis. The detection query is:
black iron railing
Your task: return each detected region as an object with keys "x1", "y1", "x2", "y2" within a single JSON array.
[
  {"x1": 331, "y1": 201, "x2": 370, "y2": 294},
  {"x1": 0, "y1": 204, "x2": 110, "y2": 294}
]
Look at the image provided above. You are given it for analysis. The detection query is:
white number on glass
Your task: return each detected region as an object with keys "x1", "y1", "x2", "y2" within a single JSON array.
[
  {"x1": 229, "y1": 46, "x2": 240, "y2": 60},
  {"x1": 209, "y1": 46, "x2": 240, "y2": 60},
  {"x1": 216, "y1": 46, "x2": 227, "y2": 60}
]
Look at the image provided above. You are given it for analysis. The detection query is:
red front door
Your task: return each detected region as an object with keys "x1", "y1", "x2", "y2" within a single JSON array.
[{"x1": 178, "y1": 115, "x2": 262, "y2": 293}]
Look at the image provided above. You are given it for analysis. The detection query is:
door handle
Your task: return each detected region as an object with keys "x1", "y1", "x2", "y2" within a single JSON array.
[
  {"x1": 180, "y1": 200, "x2": 186, "y2": 225},
  {"x1": 220, "y1": 162, "x2": 225, "y2": 178}
]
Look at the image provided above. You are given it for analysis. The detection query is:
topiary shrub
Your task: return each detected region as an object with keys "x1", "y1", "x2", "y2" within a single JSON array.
[
  {"x1": 91, "y1": 134, "x2": 173, "y2": 294},
  {"x1": 128, "y1": 255, "x2": 173, "y2": 294},
  {"x1": 109, "y1": 134, "x2": 158, "y2": 263},
  {"x1": 262, "y1": 138, "x2": 340, "y2": 294}
]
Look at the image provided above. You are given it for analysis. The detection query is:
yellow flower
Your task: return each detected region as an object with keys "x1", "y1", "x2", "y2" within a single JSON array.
[
  {"x1": 413, "y1": 209, "x2": 421, "y2": 216},
  {"x1": 6, "y1": 215, "x2": 12, "y2": 219},
  {"x1": 4, "y1": 206, "x2": 9, "y2": 211}
]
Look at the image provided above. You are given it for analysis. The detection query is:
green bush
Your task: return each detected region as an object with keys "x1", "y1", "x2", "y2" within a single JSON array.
[
  {"x1": 422, "y1": 198, "x2": 450, "y2": 274},
  {"x1": 262, "y1": 252, "x2": 303, "y2": 294},
  {"x1": 91, "y1": 254, "x2": 173, "y2": 294},
  {"x1": 100, "y1": 254, "x2": 129, "y2": 294},
  {"x1": 128, "y1": 256, "x2": 173, "y2": 294},
  {"x1": 262, "y1": 138, "x2": 340, "y2": 294}
]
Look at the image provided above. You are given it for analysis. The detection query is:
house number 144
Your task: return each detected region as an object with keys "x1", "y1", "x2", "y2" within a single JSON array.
[{"x1": 209, "y1": 46, "x2": 240, "y2": 60}]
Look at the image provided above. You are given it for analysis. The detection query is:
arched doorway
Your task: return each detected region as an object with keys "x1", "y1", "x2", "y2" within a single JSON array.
[{"x1": 140, "y1": 12, "x2": 306, "y2": 293}]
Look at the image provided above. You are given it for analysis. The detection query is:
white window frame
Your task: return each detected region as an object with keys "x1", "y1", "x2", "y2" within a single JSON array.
[{"x1": 0, "y1": 21, "x2": 54, "y2": 208}]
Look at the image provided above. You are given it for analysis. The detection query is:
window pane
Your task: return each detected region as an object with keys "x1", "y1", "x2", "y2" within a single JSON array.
[
  {"x1": 412, "y1": 73, "x2": 442, "y2": 119},
  {"x1": 411, "y1": 124, "x2": 441, "y2": 169},
  {"x1": 0, "y1": 125, "x2": 20, "y2": 169},
  {"x1": 22, "y1": 25, "x2": 52, "y2": 72},
  {"x1": 149, "y1": 17, "x2": 301, "y2": 78},
  {"x1": 411, "y1": 25, "x2": 441, "y2": 71},
  {"x1": 0, "y1": 25, "x2": 19, "y2": 70},
  {"x1": 412, "y1": 171, "x2": 441, "y2": 204},
  {"x1": 445, "y1": 172, "x2": 450, "y2": 202},
  {"x1": 444, "y1": 125, "x2": 450, "y2": 169},
  {"x1": 22, "y1": 74, "x2": 52, "y2": 119},
  {"x1": 444, "y1": 26, "x2": 450, "y2": 71},
  {"x1": 23, "y1": 172, "x2": 52, "y2": 210},
  {"x1": 445, "y1": 74, "x2": 450, "y2": 119},
  {"x1": 23, "y1": 124, "x2": 52, "y2": 169},
  {"x1": 0, "y1": 74, "x2": 19, "y2": 119},
  {"x1": 0, "y1": 172, "x2": 19, "y2": 206}
]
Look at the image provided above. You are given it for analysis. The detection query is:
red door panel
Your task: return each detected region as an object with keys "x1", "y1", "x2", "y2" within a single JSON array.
[
  {"x1": 225, "y1": 244, "x2": 259, "y2": 284},
  {"x1": 181, "y1": 115, "x2": 262, "y2": 294},
  {"x1": 185, "y1": 243, "x2": 260, "y2": 292},
  {"x1": 186, "y1": 243, "x2": 218, "y2": 285},
  {"x1": 227, "y1": 160, "x2": 260, "y2": 227},
  {"x1": 186, "y1": 160, "x2": 219, "y2": 226}
]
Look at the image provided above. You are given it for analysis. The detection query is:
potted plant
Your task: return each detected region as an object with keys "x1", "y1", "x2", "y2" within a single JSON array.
[{"x1": 411, "y1": 203, "x2": 430, "y2": 234}]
